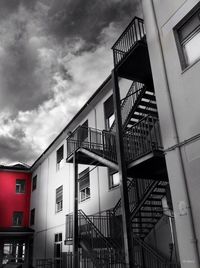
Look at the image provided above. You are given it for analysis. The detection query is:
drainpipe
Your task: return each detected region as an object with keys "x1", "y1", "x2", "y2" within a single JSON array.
[
  {"x1": 141, "y1": 1, "x2": 200, "y2": 267},
  {"x1": 73, "y1": 152, "x2": 79, "y2": 268}
]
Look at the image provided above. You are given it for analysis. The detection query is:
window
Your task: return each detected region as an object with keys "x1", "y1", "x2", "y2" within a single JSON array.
[
  {"x1": 79, "y1": 168, "x2": 90, "y2": 202},
  {"x1": 56, "y1": 186, "x2": 63, "y2": 212},
  {"x1": 54, "y1": 233, "x2": 62, "y2": 268},
  {"x1": 55, "y1": 233, "x2": 62, "y2": 243},
  {"x1": 104, "y1": 95, "x2": 114, "y2": 130},
  {"x1": 78, "y1": 120, "x2": 88, "y2": 142},
  {"x1": 16, "y1": 179, "x2": 26, "y2": 193},
  {"x1": 109, "y1": 169, "x2": 120, "y2": 189},
  {"x1": 175, "y1": 3, "x2": 200, "y2": 69},
  {"x1": 30, "y1": 209, "x2": 35, "y2": 226},
  {"x1": 56, "y1": 145, "x2": 64, "y2": 171},
  {"x1": 13, "y1": 212, "x2": 23, "y2": 226},
  {"x1": 32, "y1": 175, "x2": 37, "y2": 191}
]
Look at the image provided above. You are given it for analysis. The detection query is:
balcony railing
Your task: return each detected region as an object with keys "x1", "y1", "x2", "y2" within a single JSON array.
[
  {"x1": 66, "y1": 126, "x2": 117, "y2": 163},
  {"x1": 124, "y1": 115, "x2": 162, "y2": 163},
  {"x1": 67, "y1": 115, "x2": 162, "y2": 165},
  {"x1": 66, "y1": 210, "x2": 121, "y2": 249},
  {"x1": 65, "y1": 210, "x2": 125, "y2": 266},
  {"x1": 112, "y1": 17, "x2": 145, "y2": 66}
]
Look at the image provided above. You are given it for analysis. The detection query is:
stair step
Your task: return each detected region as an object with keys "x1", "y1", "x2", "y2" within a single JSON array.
[
  {"x1": 143, "y1": 93, "x2": 156, "y2": 101},
  {"x1": 140, "y1": 100, "x2": 157, "y2": 109},
  {"x1": 147, "y1": 197, "x2": 162, "y2": 201},
  {"x1": 135, "y1": 107, "x2": 158, "y2": 117}
]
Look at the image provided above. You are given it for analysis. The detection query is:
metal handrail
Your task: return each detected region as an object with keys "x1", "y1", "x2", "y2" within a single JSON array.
[
  {"x1": 112, "y1": 17, "x2": 145, "y2": 66},
  {"x1": 110, "y1": 81, "x2": 145, "y2": 132},
  {"x1": 133, "y1": 236, "x2": 180, "y2": 268}
]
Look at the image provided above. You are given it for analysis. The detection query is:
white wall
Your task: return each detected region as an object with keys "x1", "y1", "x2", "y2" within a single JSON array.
[{"x1": 30, "y1": 77, "x2": 133, "y2": 262}]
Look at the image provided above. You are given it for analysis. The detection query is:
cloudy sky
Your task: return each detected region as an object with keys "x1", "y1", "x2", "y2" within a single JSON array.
[{"x1": 0, "y1": 0, "x2": 142, "y2": 165}]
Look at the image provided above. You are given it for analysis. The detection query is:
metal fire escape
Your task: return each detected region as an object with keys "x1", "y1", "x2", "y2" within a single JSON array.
[{"x1": 65, "y1": 17, "x2": 179, "y2": 268}]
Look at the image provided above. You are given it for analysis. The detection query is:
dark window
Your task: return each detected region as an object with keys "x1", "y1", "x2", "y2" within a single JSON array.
[
  {"x1": 32, "y1": 175, "x2": 37, "y2": 191},
  {"x1": 55, "y1": 233, "x2": 62, "y2": 242},
  {"x1": 78, "y1": 120, "x2": 88, "y2": 142},
  {"x1": 104, "y1": 95, "x2": 114, "y2": 130},
  {"x1": 30, "y1": 209, "x2": 35, "y2": 226},
  {"x1": 79, "y1": 168, "x2": 90, "y2": 202},
  {"x1": 56, "y1": 186, "x2": 63, "y2": 212},
  {"x1": 109, "y1": 169, "x2": 120, "y2": 189},
  {"x1": 56, "y1": 145, "x2": 64, "y2": 170},
  {"x1": 13, "y1": 212, "x2": 23, "y2": 226},
  {"x1": 16, "y1": 179, "x2": 26, "y2": 193},
  {"x1": 54, "y1": 233, "x2": 62, "y2": 268},
  {"x1": 175, "y1": 3, "x2": 200, "y2": 68}
]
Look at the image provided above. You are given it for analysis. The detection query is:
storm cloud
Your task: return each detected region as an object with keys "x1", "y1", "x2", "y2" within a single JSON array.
[
  {"x1": 0, "y1": 0, "x2": 142, "y2": 165},
  {"x1": 47, "y1": 0, "x2": 142, "y2": 44}
]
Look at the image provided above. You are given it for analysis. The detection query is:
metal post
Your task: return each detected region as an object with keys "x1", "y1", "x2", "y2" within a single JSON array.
[
  {"x1": 112, "y1": 69, "x2": 134, "y2": 267},
  {"x1": 73, "y1": 152, "x2": 79, "y2": 268}
]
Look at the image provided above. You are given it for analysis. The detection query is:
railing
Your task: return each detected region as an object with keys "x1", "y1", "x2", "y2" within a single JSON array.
[
  {"x1": 66, "y1": 126, "x2": 117, "y2": 163},
  {"x1": 133, "y1": 237, "x2": 179, "y2": 268},
  {"x1": 112, "y1": 17, "x2": 145, "y2": 66},
  {"x1": 110, "y1": 81, "x2": 145, "y2": 132},
  {"x1": 65, "y1": 211, "x2": 118, "y2": 245},
  {"x1": 65, "y1": 209, "x2": 125, "y2": 266},
  {"x1": 64, "y1": 250, "x2": 126, "y2": 268},
  {"x1": 36, "y1": 259, "x2": 53, "y2": 268},
  {"x1": 124, "y1": 115, "x2": 162, "y2": 163},
  {"x1": 67, "y1": 115, "x2": 162, "y2": 165}
]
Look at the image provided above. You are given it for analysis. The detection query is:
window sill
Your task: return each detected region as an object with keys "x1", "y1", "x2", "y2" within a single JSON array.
[
  {"x1": 79, "y1": 197, "x2": 91, "y2": 203},
  {"x1": 56, "y1": 210, "x2": 63, "y2": 214},
  {"x1": 108, "y1": 185, "x2": 120, "y2": 191},
  {"x1": 181, "y1": 56, "x2": 200, "y2": 74}
]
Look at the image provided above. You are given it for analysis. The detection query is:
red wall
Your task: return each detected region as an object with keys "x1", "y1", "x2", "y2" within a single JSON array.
[{"x1": 0, "y1": 170, "x2": 31, "y2": 228}]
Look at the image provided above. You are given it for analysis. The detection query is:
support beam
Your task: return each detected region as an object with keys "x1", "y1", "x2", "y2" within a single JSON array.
[
  {"x1": 73, "y1": 152, "x2": 79, "y2": 268},
  {"x1": 112, "y1": 69, "x2": 134, "y2": 267}
]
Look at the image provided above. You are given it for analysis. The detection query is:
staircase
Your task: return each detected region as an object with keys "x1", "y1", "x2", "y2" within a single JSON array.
[
  {"x1": 65, "y1": 210, "x2": 125, "y2": 267},
  {"x1": 112, "y1": 178, "x2": 168, "y2": 239}
]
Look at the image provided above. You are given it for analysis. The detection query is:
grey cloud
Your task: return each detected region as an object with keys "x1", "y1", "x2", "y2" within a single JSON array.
[
  {"x1": 0, "y1": 19, "x2": 54, "y2": 112},
  {"x1": 0, "y1": 0, "x2": 36, "y2": 19},
  {"x1": 0, "y1": 135, "x2": 38, "y2": 163},
  {"x1": 47, "y1": 0, "x2": 142, "y2": 45}
]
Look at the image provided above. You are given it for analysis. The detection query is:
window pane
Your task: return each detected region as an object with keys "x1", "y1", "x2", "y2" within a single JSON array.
[
  {"x1": 57, "y1": 146, "x2": 64, "y2": 164},
  {"x1": 32, "y1": 175, "x2": 37, "y2": 191},
  {"x1": 112, "y1": 172, "x2": 120, "y2": 186},
  {"x1": 16, "y1": 180, "x2": 26, "y2": 193},
  {"x1": 13, "y1": 212, "x2": 23, "y2": 226},
  {"x1": 56, "y1": 186, "x2": 63, "y2": 212},
  {"x1": 183, "y1": 31, "x2": 200, "y2": 65},
  {"x1": 108, "y1": 114, "x2": 115, "y2": 128}
]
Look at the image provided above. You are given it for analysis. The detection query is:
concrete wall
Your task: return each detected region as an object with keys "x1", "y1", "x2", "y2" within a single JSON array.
[
  {"x1": 142, "y1": 0, "x2": 200, "y2": 266},
  {"x1": 30, "y1": 77, "x2": 132, "y2": 263}
]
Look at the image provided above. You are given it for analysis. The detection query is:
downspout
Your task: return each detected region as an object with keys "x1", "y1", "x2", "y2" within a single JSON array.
[{"x1": 141, "y1": 0, "x2": 199, "y2": 267}]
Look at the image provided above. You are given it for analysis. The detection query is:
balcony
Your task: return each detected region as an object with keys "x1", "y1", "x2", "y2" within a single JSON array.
[
  {"x1": 112, "y1": 17, "x2": 152, "y2": 84},
  {"x1": 66, "y1": 116, "x2": 166, "y2": 177}
]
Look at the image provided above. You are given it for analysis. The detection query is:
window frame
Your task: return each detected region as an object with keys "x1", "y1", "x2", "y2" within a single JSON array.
[
  {"x1": 108, "y1": 169, "x2": 120, "y2": 189},
  {"x1": 32, "y1": 175, "x2": 37, "y2": 191},
  {"x1": 104, "y1": 95, "x2": 115, "y2": 130},
  {"x1": 56, "y1": 186, "x2": 63, "y2": 213},
  {"x1": 78, "y1": 168, "x2": 90, "y2": 202},
  {"x1": 30, "y1": 208, "x2": 35, "y2": 226},
  {"x1": 56, "y1": 145, "x2": 64, "y2": 171},
  {"x1": 13, "y1": 211, "x2": 23, "y2": 227},
  {"x1": 174, "y1": 2, "x2": 200, "y2": 70},
  {"x1": 16, "y1": 179, "x2": 26, "y2": 194}
]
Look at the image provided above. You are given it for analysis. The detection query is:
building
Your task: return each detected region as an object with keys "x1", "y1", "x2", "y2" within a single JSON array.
[
  {"x1": 0, "y1": 164, "x2": 33, "y2": 267},
  {"x1": 1, "y1": 1, "x2": 200, "y2": 267}
]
